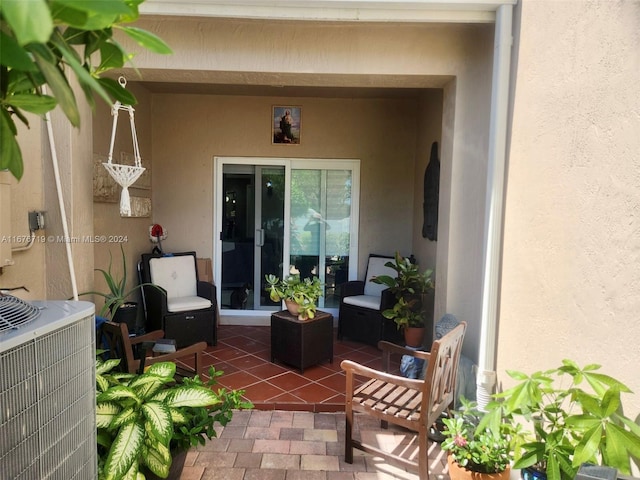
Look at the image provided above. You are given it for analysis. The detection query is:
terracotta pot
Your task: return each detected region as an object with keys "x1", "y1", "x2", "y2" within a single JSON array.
[
  {"x1": 447, "y1": 455, "x2": 511, "y2": 480},
  {"x1": 403, "y1": 326, "x2": 425, "y2": 347},
  {"x1": 285, "y1": 299, "x2": 301, "y2": 316}
]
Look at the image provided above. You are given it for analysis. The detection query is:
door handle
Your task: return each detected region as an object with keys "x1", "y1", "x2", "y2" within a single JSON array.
[{"x1": 256, "y1": 229, "x2": 265, "y2": 247}]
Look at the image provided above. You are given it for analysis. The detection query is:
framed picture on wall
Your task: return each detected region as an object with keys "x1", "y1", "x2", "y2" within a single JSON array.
[{"x1": 272, "y1": 106, "x2": 301, "y2": 144}]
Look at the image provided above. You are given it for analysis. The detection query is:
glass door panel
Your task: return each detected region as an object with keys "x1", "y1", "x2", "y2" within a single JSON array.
[
  {"x1": 257, "y1": 167, "x2": 285, "y2": 308},
  {"x1": 220, "y1": 164, "x2": 285, "y2": 311},
  {"x1": 289, "y1": 169, "x2": 352, "y2": 309}
]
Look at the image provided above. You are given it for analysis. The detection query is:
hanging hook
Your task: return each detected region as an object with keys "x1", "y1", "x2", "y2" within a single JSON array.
[{"x1": 118, "y1": 76, "x2": 127, "y2": 88}]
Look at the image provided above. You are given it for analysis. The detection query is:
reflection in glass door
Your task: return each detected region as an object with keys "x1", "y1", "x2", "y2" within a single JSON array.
[{"x1": 289, "y1": 169, "x2": 353, "y2": 309}]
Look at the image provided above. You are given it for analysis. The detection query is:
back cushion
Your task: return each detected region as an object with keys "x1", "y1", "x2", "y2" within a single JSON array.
[
  {"x1": 363, "y1": 256, "x2": 395, "y2": 297},
  {"x1": 149, "y1": 255, "x2": 198, "y2": 299}
]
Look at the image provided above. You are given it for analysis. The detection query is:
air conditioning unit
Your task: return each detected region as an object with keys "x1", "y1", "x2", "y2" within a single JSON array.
[{"x1": 0, "y1": 299, "x2": 97, "y2": 480}]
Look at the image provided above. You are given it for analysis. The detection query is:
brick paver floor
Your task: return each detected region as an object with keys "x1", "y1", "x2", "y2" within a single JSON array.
[{"x1": 179, "y1": 409, "x2": 450, "y2": 480}]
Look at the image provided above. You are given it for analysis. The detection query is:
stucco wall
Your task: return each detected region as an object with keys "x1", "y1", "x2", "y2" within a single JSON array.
[
  {"x1": 498, "y1": 0, "x2": 640, "y2": 417},
  {"x1": 0, "y1": 117, "x2": 46, "y2": 300},
  {"x1": 1, "y1": 82, "x2": 95, "y2": 303},
  {"x1": 149, "y1": 94, "x2": 419, "y2": 276}
]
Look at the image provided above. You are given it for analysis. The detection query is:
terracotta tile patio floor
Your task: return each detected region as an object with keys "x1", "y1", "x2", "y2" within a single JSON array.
[
  {"x1": 192, "y1": 324, "x2": 395, "y2": 412},
  {"x1": 174, "y1": 325, "x2": 450, "y2": 479}
]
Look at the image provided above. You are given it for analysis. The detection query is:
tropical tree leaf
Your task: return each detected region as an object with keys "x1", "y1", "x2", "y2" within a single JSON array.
[
  {"x1": 54, "y1": 0, "x2": 132, "y2": 16},
  {"x1": 98, "y1": 42, "x2": 126, "y2": 72},
  {"x1": 103, "y1": 420, "x2": 144, "y2": 480},
  {"x1": 5, "y1": 94, "x2": 57, "y2": 114},
  {"x1": 604, "y1": 423, "x2": 640, "y2": 473},
  {"x1": 513, "y1": 440, "x2": 544, "y2": 469},
  {"x1": 0, "y1": 110, "x2": 23, "y2": 179},
  {"x1": 29, "y1": 45, "x2": 80, "y2": 126},
  {"x1": 546, "y1": 452, "x2": 561, "y2": 480},
  {"x1": 49, "y1": 3, "x2": 89, "y2": 28},
  {"x1": 583, "y1": 371, "x2": 631, "y2": 396},
  {"x1": 98, "y1": 77, "x2": 138, "y2": 105},
  {"x1": 600, "y1": 386, "x2": 622, "y2": 418},
  {"x1": 1, "y1": 0, "x2": 53, "y2": 45},
  {"x1": 50, "y1": 33, "x2": 113, "y2": 106},
  {"x1": 572, "y1": 423, "x2": 601, "y2": 466},
  {"x1": 119, "y1": 26, "x2": 173, "y2": 54},
  {"x1": 0, "y1": 31, "x2": 37, "y2": 71}
]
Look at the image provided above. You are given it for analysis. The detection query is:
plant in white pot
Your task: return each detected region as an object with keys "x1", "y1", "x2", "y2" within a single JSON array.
[{"x1": 265, "y1": 274, "x2": 323, "y2": 320}]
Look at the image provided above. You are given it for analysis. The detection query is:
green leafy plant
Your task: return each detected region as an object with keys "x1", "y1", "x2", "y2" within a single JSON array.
[
  {"x1": 0, "y1": 0, "x2": 172, "y2": 180},
  {"x1": 490, "y1": 359, "x2": 640, "y2": 480},
  {"x1": 96, "y1": 356, "x2": 252, "y2": 480},
  {"x1": 79, "y1": 244, "x2": 148, "y2": 317},
  {"x1": 441, "y1": 398, "x2": 516, "y2": 474},
  {"x1": 171, "y1": 368, "x2": 252, "y2": 451},
  {"x1": 370, "y1": 251, "x2": 434, "y2": 328},
  {"x1": 265, "y1": 273, "x2": 323, "y2": 320}
]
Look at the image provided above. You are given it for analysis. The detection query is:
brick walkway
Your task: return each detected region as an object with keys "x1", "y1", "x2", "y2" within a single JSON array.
[{"x1": 179, "y1": 409, "x2": 449, "y2": 480}]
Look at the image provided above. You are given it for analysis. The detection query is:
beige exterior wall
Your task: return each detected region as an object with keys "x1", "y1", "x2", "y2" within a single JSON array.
[
  {"x1": 150, "y1": 94, "x2": 419, "y2": 268},
  {"x1": 1, "y1": 118, "x2": 46, "y2": 300},
  {"x1": 498, "y1": 0, "x2": 640, "y2": 415},
  {"x1": 1, "y1": 82, "x2": 94, "y2": 302}
]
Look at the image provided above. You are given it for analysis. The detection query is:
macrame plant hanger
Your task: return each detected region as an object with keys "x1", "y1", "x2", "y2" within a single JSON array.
[{"x1": 103, "y1": 76, "x2": 145, "y2": 216}]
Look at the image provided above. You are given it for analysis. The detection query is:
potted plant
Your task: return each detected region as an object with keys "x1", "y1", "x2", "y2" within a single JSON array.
[
  {"x1": 96, "y1": 356, "x2": 252, "y2": 480},
  {"x1": 441, "y1": 398, "x2": 515, "y2": 480},
  {"x1": 80, "y1": 244, "x2": 148, "y2": 331},
  {"x1": 264, "y1": 273, "x2": 323, "y2": 320},
  {"x1": 370, "y1": 251, "x2": 435, "y2": 346},
  {"x1": 490, "y1": 359, "x2": 640, "y2": 480}
]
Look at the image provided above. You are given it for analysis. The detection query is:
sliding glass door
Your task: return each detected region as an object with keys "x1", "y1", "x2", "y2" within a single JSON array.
[{"x1": 214, "y1": 157, "x2": 359, "y2": 322}]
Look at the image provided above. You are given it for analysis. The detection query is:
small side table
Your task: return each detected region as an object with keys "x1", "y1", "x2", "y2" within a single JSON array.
[{"x1": 270, "y1": 309, "x2": 334, "y2": 373}]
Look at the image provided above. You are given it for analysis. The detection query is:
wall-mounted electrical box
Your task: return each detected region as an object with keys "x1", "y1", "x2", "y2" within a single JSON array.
[{"x1": 0, "y1": 171, "x2": 13, "y2": 268}]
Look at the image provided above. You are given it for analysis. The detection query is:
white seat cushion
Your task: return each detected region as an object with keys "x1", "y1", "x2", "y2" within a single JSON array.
[
  {"x1": 363, "y1": 256, "x2": 395, "y2": 297},
  {"x1": 343, "y1": 295, "x2": 381, "y2": 310},
  {"x1": 149, "y1": 255, "x2": 198, "y2": 299},
  {"x1": 167, "y1": 296, "x2": 212, "y2": 313}
]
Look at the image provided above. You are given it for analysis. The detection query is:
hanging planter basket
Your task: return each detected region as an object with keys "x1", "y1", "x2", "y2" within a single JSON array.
[{"x1": 103, "y1": 77, "x2": 145, "y2": 216}]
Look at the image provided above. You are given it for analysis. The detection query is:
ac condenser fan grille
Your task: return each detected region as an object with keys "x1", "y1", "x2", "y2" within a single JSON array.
[{"x1": 0, "y1": 294, "x2": 41, "y2": 334}]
